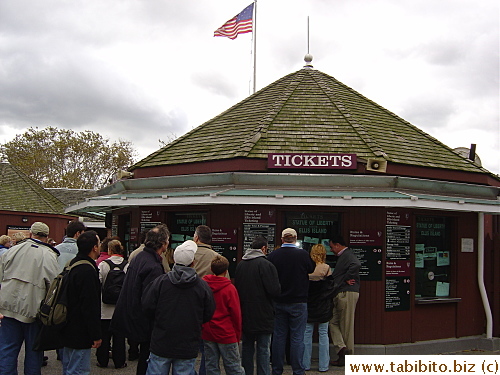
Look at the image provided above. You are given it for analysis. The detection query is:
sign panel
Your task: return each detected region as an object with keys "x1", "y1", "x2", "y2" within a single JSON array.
[
  {"x1": 386, "y1": 260, "x2": 411, "y2": 277},
  {"x1": 140, "y1": 209, "x2": 162, "y2": 233},
  {"x1": 268, "y1": 153, "x2": 357, "y2": 169},
  {"x1": 212, "y1": 227, "x2": 238, "y2": 277},
  {"x1": 243, "y1": 209, "x2": 276, "y2": 252},
  {"x1": 386, "y1": 225, "x2": 411, "y2": 260},
  {"x1": 385, "y1": 276, "x2": 411, "y2": 311},
  {"x1": 349, "y1": 230, "x2": 383, "y2": 281},
  {"x1": 386, "y1": 210, "x2": 411, "y2": 226}
]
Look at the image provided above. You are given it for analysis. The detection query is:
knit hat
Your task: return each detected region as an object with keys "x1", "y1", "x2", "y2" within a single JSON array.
[
  {"x1": 174, "y1": 240, "x2": 197, "y2": 266},
  {"x1": 30, "y1": 222, "x2": 49, "y2": 237}
]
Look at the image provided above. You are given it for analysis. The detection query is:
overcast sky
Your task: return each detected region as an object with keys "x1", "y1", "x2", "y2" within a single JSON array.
[{"x1": 1, "y1": 0, "x2": 498, "y2": 174}]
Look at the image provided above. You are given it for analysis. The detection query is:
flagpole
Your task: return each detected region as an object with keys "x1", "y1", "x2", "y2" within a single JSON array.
[{"x1": 252, "y1": 0, "x2": 257, "y2": 94}]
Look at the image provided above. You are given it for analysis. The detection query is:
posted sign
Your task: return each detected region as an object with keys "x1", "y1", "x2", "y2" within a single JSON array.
[{"x1": 268, "y1": 153, "x2": 357, "y2": 169}]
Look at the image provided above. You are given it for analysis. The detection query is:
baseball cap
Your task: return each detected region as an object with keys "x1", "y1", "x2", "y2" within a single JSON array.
[
  {"x1": 282, "y1": 228, "x2": 297, "y2": 237},
  {"x1": 30, "y1": 222, "x2": 50, "y2": 237},
  {"x1": 174, "y1": 240, "x2": 197, "y2": 266}
]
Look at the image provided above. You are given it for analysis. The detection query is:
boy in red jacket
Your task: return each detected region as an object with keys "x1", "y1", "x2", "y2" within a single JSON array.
[{"x1": 202, "y1": 255, "x2": 244, "y2": 375}]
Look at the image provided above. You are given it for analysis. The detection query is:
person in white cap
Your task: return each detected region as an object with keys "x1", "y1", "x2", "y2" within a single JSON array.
[
  {"x1": 142, "y1": 240, "x2": 215, "y2": 375},
  {"x1": 0, "y1": 222, "x2": 59, "y2": 374},
  {"x1": 267, "y1": 228, "x2": 315, "y2": 375}
]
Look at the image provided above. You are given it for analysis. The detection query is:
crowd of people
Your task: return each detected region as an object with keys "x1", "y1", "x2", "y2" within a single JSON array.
[{"x1": 0, "y1": 220, "x2": 361, "y2": 375}]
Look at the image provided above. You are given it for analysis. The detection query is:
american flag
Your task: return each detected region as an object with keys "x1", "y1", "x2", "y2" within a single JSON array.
[{"x1": 214, "y1": 3, "x2": 254, "y2": 40}]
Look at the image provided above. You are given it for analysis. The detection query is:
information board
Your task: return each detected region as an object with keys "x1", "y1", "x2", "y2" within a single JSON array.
[
  {"x1": 243, "y1": 208, "x2": 276, "y2": 251},
  {"x1": 212, "y1": 228, "x2": 238, "y2": 276},
  {"x1": 140, "y1": 209, "x2": 162, "y2": 233},
  {"x1": 349, "y1": 230, "x2": 383, "y2": 281},
  {"x1": 386, "y1": 225, "x2": 411, "y2": 260},
  {"x1": 385, "y1": 276, "x2": 411, "y2": 311}
]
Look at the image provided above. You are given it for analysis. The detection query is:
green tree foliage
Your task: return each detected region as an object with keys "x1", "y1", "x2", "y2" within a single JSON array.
[{"x1": 1, "y1": 127, "x2": 136, "y2": 189}]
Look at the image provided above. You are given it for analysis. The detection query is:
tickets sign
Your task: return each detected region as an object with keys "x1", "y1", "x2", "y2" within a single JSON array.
[{"x1": 268, "y1": 153, "x2": 357, "y2": 169}]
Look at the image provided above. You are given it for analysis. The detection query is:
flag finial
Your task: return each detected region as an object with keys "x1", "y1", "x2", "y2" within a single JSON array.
[{"x1": 304, "y1": 54, "x2": 313, "y2": 69}]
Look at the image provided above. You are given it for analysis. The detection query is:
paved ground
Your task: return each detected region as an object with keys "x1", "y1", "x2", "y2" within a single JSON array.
[
  {"x1": 17, "y1": 347, "x2": 499, "y2": 374},
  {"x1": 31, "y1": 348, "x2": 346, "y2": 375}
]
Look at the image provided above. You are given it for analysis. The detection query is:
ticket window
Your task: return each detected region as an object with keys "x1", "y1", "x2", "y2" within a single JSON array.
[
  {"x1": 167, "y1": 212, "x2": 208, "y2": 249},
  {"x1": 415, "y1": 216, "x2": 452, "y2": 298},
  {"x1": 283, "y1": 212, "x2": 341, "y2": 267}
]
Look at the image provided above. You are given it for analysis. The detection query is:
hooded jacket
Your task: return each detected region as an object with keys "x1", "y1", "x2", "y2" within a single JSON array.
[
  {"x1": 202, "y1": 274, "x2": 242, "y2": 344},
  {"x1": 142, "y1": 265, "x2": 215, "y2": 359},
  {"x1": 234, "y1": 248, "x2": 281, "y2": 334},
  {"x1": 0, "y1": 238, "x2": 59, "y2": 323}
]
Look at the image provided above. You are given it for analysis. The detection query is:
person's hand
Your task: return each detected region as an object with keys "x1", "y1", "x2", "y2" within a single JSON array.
[
  {"x1": 92, "y1": 339, "x2": 102, "y2": 349},
  {"x1": 0, "y1": 313, "x2": 3, "y2": 327},
  {"x1": 346, "y1": 279, "x2": 356, "y2": 286}
]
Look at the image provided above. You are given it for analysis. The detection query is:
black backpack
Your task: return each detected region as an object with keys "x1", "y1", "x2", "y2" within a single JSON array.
[
  {"x1": 101, "y1": 259, "x2": 128, "y2": 304},
  {"x1": 38, "y1": 260, "x2": 93, "y2": 327}
]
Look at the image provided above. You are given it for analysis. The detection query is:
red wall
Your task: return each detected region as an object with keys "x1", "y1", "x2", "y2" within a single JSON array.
[
  {"x1": 0, "y1": 211, "x2": 76, "y2": 244},
  {"x1": 112, "y1": 204, "x2": 488, "y2": 345}
]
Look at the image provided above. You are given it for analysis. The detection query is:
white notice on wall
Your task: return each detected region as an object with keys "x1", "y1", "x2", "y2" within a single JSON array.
[{"x1": 461, "y1": 238, "x2": 474, "y2": 253}]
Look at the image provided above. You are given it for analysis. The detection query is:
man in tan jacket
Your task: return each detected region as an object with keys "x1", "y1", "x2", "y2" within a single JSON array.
[{"x1": 193, "y1": 225, "x2": 219, "y2": 277}]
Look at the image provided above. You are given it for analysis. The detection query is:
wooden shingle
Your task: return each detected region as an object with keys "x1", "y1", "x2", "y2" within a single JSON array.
[
  {"x1": 0, "y1": 163, "x2": 66, "y2": 214},
  {"x1": 132, "y1": 68, "x2": 488, "y2": 174}
]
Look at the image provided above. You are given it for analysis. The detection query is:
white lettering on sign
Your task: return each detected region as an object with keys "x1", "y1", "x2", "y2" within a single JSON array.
[{"x1": 269, "y1": 153, "x2": 357, "y2": 169}]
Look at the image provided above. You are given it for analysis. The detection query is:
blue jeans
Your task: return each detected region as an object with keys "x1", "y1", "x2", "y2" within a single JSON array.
[
  {"x1": 146, "y1": 352, "x2": 196, "y2": 375},
  {"x1": 241, "y1": 333, "x2": 271, "y2": 375},
  {"x1": 303, "y1": 322, "x2": 329, "y2": 372},
  {"x1": 0, "y1": 316, "x2": 43, "y2": 375},
  {"x1": 204, "y1": 340, "x2": 244, "y2": 375},
  {"x1": 271, "y1": 303, "x2": 307, "y2": 375},
  {"x1": 62, "y1": 347, "x2": 91, "y2": 375}
]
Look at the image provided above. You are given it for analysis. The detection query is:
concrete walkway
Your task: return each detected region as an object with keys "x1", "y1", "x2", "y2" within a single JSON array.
[{"x1": 17, "y1": 336, "x2": 500, "y2": 375}]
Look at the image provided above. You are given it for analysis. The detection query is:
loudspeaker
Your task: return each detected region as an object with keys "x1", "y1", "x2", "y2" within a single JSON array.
[{"x1": 366, "y1": 158, "x2": 387, "y2": 173}]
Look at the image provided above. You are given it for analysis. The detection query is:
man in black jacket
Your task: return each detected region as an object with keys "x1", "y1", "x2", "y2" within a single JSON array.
[
  {"x1": 61, "y1": 230, "x2": 102, "y2": 375},
  {"x1": 142, "y1": 240, "x2": 215, "y2": 375},
  {"x1": 235, "y1": 236, "x2": 280, "y2": 375},
  {"x1": 111, "y1": 224, "x2": 169, "y2": 375},
  {"x1": 267, "y1": 228, "x2": 315, "y2": 375}
]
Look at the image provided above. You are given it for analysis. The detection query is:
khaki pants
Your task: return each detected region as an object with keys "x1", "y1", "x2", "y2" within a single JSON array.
[{"x1": 329, "y1": 291, "x2": 359, "y2": 354}]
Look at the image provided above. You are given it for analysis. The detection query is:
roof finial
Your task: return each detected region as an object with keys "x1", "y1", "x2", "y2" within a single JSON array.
[
  {"x1": 303, "y1": 16, "x2": 313, "y2": 69},
  {"x1": 304, "y1": 53, "x2": 313, "y2": 68}
]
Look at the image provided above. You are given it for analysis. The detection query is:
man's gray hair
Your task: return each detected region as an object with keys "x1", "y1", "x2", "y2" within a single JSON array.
[{"x1": 145, "y1": 224, "x2": 170, "y2": 250}]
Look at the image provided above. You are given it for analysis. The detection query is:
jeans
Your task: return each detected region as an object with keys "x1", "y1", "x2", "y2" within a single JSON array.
[
  {"x1": 303, "y1": 322, "x2": 329, "y2": 372},
  {"x1": 241, "y1": 333, "x2": 271, "y2": 375},
  {"x1": 146, "y1": 352, "x2": 196, "y2": 375},
  {"x1": 204, "y1": 340, "x2": 244, "y2": 375},
  {"x1": 0, "y1": 316, "x2": 43, "y2": 375},
  {"x1": 62, "y1": 347, "x2": 91, "y2": 375},
  {"x1": 271, "y1": 303, "x2": 308, "y2": 375}
]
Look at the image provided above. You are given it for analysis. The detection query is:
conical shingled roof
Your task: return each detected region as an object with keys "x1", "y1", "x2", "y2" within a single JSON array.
[
  {"x1": 132, "y1": 67, "x2": 488, "y2": 175},
  {"x1": 0, "y1": 163, "x2": 67, "y2": 214}
]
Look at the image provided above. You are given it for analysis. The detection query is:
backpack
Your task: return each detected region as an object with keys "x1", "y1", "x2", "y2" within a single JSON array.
[
  {"x1": 101, "y1": 259, "x2": 128, "y2": 305},
  {"x1": 37, "y1": 260, "x2": 93, "y2": 327}
]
